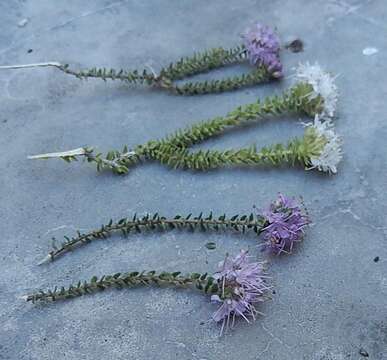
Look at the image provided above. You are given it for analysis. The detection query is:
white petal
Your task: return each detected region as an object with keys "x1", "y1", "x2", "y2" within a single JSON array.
[
  {"x1": 296, "y1": 62, "x2": 338, "y2": 119},
  {"x1": 306, "y1": 116, "x2": 343, "y2": 174}
]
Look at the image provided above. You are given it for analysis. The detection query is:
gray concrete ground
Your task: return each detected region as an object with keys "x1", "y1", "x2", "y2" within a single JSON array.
[{"x1": 1, "y1": 0, "x2": 386, "y2": 359}]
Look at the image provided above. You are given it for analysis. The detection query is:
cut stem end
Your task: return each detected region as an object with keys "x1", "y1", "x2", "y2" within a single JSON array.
[{"x1": 28, "y1": 147, "x2": 87, "y2": 160}]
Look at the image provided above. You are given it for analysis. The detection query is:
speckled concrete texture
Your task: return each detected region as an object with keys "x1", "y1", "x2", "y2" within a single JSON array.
[{"x1": 1, "y1": 1, "x2": 387, "y2": 359}]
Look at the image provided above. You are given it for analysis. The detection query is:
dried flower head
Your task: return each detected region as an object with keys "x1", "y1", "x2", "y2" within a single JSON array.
[
  {"x1": 295, "y1": 62, "x2": 338, "y2": 118},
  {"x1": 261, "y1": 194, "x2": 309, "y2": 255},
  {"x1": 242, "y1": 23, "x2": 282, "y2": 77},
  {"x1": 303, "y1": 116, "x2": 343, "y2": 174},
  {"x1": 211, "y1": 250, "x2": 270, "y2": 334}
]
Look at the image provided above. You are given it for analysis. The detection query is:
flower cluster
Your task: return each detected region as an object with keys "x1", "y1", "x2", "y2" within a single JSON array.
[
  {"x1": 243, "y1": 23, "x2": 282, "y2": 77},
  {"x1": 304, "y1": 116, "x2": 343, "y2": 174},
  {"x1": 296, "y1": 62, "x2": 338, "y2": 118},
  {"x1": 211, "y1": 250, "x2": 270, "y2": 334},
  {"x1": 260, "y1": 194, "x2": 309, "y2": 255},
  {"x1": 292, "y1": 62, "x2": 341, "y2": 173}
]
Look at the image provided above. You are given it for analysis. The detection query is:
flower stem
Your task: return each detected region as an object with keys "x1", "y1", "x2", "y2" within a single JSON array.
[
  {"x1": 57, "y1": 64, "x2": 160, "y2": 86},
  {"x1": 0, "y1": 45, "x2": 277, "y2": 95},
  {"x1": 171, "y1": 67, "x2": 272, "y2": 95},
  {"x1": 23, "y1": 271, "x2": 217, "y2": 303},
  {"x1": 0, "y1": 62, "x2": 62, "y2": 70},
  {"x1": 159, "y1": 45, "x2": 248, "y2": 80},
  {"x1": 138, "y1": 85, "x2": 311, "y2": 153},
  {"x1": 28, "y1": 82, "x2": 319, "y2": 174},
  {"x1": 39, "y1": 213, "x2": 266, "y2": 264},
  {"x1": 29, "y1": 88, "x2": 289, "y2": 169},
  {"x1": 144, "y1": 136, "x2": 309, "y2": 171}
]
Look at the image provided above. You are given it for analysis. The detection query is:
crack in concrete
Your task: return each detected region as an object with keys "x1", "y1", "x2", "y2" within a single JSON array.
[
  {"x1": 328, "y1": 0, "x2": 387, "y2": 31},
  {"x1": 319, "y1": 202, "x2": 387, "y2": 239},
  {"x1": 0, "y1": 0, "x2": 130, "y2": 58},
  {"x1": 260, "y1": 323, "x2": 291, "y2": 349},
  {"x1": 49, "y1": 0, "x2": 130, "y2": 31}
]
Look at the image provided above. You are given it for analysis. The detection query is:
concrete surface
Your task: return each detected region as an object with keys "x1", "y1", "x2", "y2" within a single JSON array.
[{"x1": 1, "y1": 0, "x2": 387, "y2": 359}]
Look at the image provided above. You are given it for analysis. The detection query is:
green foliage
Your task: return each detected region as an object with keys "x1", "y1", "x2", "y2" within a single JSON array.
[
  {"x1": 51, "y1": 82, "x2": 323, "y2": 174},
  {"x1": 58, "y1": 64, "x2": 158, "y2": 85},
  {"x1": 56, "y1": 45, "x2": 276, "y2": 95},
  {"x1": 171, "y1": 67, "x2": 272, "y2": 95},
  {"x1": 91, "y1": 146, "x2": 141, "y2": 174},
  {"x1": 138, "y1": 84, "x2": 315, "y2": 152},
  {"x1": 150, "y1": 137, "x2": 310, "y2": 171},
  {"x1": 25, "y1": 271, "x2": 218, "y2": 303},
  {"x1": 159, "y1": 45, "x2": 248, "y2": 80},
  {"x1": 44, "y1": 212, "x2": 267, "y2": 262}
]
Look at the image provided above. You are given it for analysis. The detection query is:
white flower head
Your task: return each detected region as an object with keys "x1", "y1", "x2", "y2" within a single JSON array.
[
  {"x1": 305, "y1": 116, "x2": 342, "y2": 174},
  {"x1": 296, "y1": 62, "x2": 338, "y2": 118}
]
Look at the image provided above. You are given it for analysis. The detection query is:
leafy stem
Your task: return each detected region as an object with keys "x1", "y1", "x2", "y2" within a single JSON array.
[
  {"x1": 24, "y1": 271, "x2": 217, "y2": 303},
  {"x1": 29, "y1": 81, "x2": 323, "y2": 175},
  {"x1": 137, "y1": 81, "x2": 319, "y2": 154},
  {"x1": 171, "y1": 67, "x2": 272, "y2": 95},
  {"x1": 52, "y1": 45, "x2": 275, "y2": 95},
  {"x1": 39, "y1": 213, "x2": 267, "y2": 264},
  {"x1": 0, "y1": 45, "x2": 278, "y2": 95},
  {"x1": 150, "y1": 137, "x2": 310, "y2": 171},
  {"x1": 159, "y1": 45, "x2": 248, "y2": 80},
  {"x1": 77, "y1": 131, "x2": 312, "y2": 174}
]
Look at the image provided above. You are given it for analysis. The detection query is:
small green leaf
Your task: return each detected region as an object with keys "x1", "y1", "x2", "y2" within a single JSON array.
[
  {"x1": 191, "y1": 273, "x2": 201, "y2": 279},
  {"x1": 205, "y1": 242, "x2": 216, "y2": 250}
]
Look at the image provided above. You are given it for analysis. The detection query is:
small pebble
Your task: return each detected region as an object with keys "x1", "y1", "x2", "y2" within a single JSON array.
[
  {"x1": 18, "y1": 18, "x2": 29, "y2": 28},
  {"x1": 362, "y1": 47, "x2": 378, "y2": 56},
  {"x1": 373, "y1": 256, "x2": 379, "y2": 263},
  {"x1": 205, "y1": 242, "x2": 216, "y2": 250},
  {"x1": 285, "y1": 39, "x2": 304, "y2": 53},
  {"x1": 359, "y1": 347, "x2": 369, "y2": 357}
]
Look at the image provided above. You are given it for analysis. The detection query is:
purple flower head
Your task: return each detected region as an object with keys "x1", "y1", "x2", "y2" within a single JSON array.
[
  {"x1": 260, "y1": 194, "x2": 309, "y2": 255},
  {"x1": 242, "y1": 23, "x2": 282, "y2": 77},
  {"x1": 211, "y1": 250, "x2": 270, "y2": 334}
]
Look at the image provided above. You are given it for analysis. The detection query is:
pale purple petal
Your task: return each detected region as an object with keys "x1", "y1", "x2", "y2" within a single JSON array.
[
  {"x1": 260, "y1": 194, "x2": 309, "y2": 255},
  {"x1": 242, "y1": 23, "x2": 282, "y2": 76},
  {"x1": 211, "y1": 250, "x2": 270, "y2": 334}
]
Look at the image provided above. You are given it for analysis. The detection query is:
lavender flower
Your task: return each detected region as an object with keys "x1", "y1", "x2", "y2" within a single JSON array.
[
  {"x1": 211, "y1": 250, "x2": 270, "y2": 334},
  {"x1": 260, "y1": 194, "x2": 309, "y2": 255},
  {"x1": 242, "y1": 23, "x2": 282, "y2": 77}
]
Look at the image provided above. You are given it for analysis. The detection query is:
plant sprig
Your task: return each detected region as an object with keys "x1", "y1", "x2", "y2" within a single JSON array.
[
  {"x1": 171, "y1": 67, "x2": 272, "y2": 95},
  {"x1": 159, "y1": 45, "x2": 248, "y2": 80},
  {"x1": 29, "y1": 81, "x2": 327, "y2": 175},
  {"x1": 39, "y1": 212, "x2": 266, "y2": 264},
  {"x1": 151, "y1": 81, "x2": 321, "y2": 150},
  {"x1": 151, "y1": 140, "x2": 307, "y2": 171},
  {"x1": 24, "y1": 249, "x2": 271, "y2": 335},
  {"x1": 0, "y1": 45, "x2": 277, "y2": 96},
  {"x1": 24, "y1": 271, "x2": 216, "y2": 303}
]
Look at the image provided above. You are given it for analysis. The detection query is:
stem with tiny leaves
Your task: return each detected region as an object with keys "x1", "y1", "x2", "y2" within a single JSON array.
[
  {"x1": 24, "y1": 271, "x2": 217, "y2": 303},
  {"x1": 39, "y1": 212, "x2": 267, "y2": 264},
  {"x1": 0, "y1": 45, "x2": 278, "y2": 95},
  {"x1": 28, "y1": 81, "x2": 324, "y2": 175}
]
